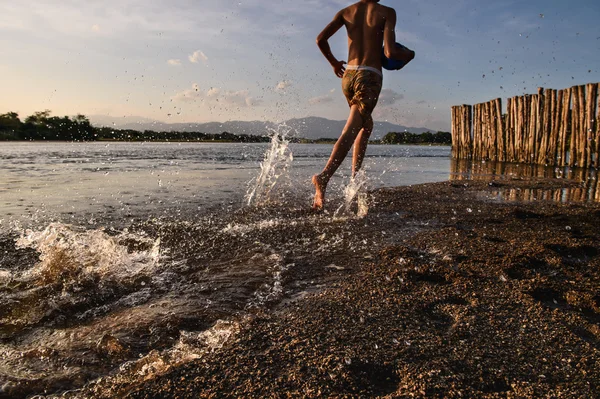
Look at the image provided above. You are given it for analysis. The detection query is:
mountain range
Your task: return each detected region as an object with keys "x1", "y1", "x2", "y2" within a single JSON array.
[{"x1": 88, "y1": 115, "x2": 436, "y2": 140}]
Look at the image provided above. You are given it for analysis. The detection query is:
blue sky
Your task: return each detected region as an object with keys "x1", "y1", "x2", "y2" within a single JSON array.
[{"x1": 1, "y1": 0, "x2": 599, "y2": 131}]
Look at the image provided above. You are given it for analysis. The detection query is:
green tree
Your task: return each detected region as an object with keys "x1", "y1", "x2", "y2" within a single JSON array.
[{"x1": 0, "y1": 112, "x2": 22, "y2": 139}]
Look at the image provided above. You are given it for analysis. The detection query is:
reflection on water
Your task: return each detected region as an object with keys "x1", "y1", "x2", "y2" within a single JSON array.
[{"x1": 450, "y1": 159, "x2": 600, "y2": 203}]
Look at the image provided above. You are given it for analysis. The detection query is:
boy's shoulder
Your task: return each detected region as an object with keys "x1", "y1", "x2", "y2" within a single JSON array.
[
  {"x1": 339, "y1": 2, "x2": 395, "y2": 19},
  {"x1": 377, "y1": 4, "x2": 396, "y2": 15}
]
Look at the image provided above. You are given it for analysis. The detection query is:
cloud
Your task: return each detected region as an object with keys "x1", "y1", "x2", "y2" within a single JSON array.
[
  {"x1": 276, "y1": 80, "x2": 292, "y2": 92},
  {"x1": 167, "y1": 59, "x2": 182, "y2": 66},
  {"x1": 245, "y1": 97, "x2": 262, "y2": 107},
  {"x1": 308, "y1": 95, "x2": 334, "y2": 105},
  {"x1": 189, "y1": 50, "x2": 208, "y2": 64},
  {"x1": 171, "y1": 83, "x2": 261, "y2": 107},
  {"x1": 207, "y1": 87, "x2": 221, "y2": 97},
  {"x1": 171, "y1": 83, "x2": 203, "y2": 102},
  {"x1": 378, "y1": 89, "x2": 404, "y2": 106}
]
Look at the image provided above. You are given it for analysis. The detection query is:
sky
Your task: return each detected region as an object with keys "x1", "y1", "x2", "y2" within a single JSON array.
[{"x1": 1, "y1": 0, "x2": 599, "y2": 131}]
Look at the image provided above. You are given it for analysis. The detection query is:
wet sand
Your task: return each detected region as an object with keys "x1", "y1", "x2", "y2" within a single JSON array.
[{"x1": 70, "y1": 179, "x2": 600, "y2": 398}]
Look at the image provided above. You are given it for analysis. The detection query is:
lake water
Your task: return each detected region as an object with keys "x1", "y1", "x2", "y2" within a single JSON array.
[{"x1": 0, "y1": 141, "x2": 452, "y2": 229}]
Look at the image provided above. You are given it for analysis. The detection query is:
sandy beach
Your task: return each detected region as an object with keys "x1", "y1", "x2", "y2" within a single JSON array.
[{"x1": 58, "y1": 178, "x2": 599, "y2": 399}]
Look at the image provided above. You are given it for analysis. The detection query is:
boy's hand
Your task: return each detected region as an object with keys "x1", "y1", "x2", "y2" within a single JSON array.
[{"x1": 332, "y1": 60, "x2": 346, "y2": 78}]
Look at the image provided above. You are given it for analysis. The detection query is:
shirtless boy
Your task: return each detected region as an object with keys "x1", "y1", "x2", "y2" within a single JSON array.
[{"x1": 312, "y1": 0, "x2": 414, "y2": 210}]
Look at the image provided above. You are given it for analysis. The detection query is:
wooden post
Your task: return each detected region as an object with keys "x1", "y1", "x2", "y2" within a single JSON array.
[
  {"x1": 495, "y1": 98, "x2": 504, "y2": 162},
  {"x1": 487, "y1": 101, "x2": 493, "y2": 160},
  {"x1": 480, "y1": 102, "x2": 486, "y2": 161},
  {"x1": 471, "y1": 104, "x2": 476, "y2": 160},
  {"x1": 578, "y1": 85, "x2": 587, "y2": 168},
  {"x1": 539, "y1": 89, "x2": 552, "y2": 165},
  {"x1": 451, "y1": 106, "x2": 455, "y2": 157},
  {"x1": 486, "y1": 101, "x2": 492, "y2": 160},
  {"x1": 458, "y1": 105, "x2": 465, "y2": 159},
  {"x1": 456, "y1": 105, "x2": 463, "y2": 159},
  {"x1": 517, "y1": 95, "x2": 525, "y2": 163},
  {"x1": 549, "y1": 89, "x2": 559, "y2": 166},
  {"x1": 467, "y1": 104, "x2": 473, "y2": 159},
  {"x1": 597, "y1": 84, "x2": 600, "y2": 168},
  {"x1": 570, "y1": 86, "x2": 579, "y2": 167},
  {"x1": 453, "y1": 106, "x2": 460, "y2": 158},
  {"x1": 461, "y1": 104, "x2": 469, "y2": 159},
  {"x1": 538, "y1": 91, "x2": 546, "y2": 164},
  {"x1": 451, "y1": 106, "x2": 458, "y2": 158},
  {"x1": 585, "y1": 83, "x2": 597, "y2": 168},
  {"x1": 511, "y1": 96, "x2": 518, "y2": 162},
  {"x1": 506, "y1": 98, "x2": 513, "y2": 162},
  {"x1": 490, "y1": 101, "x2": 496, "y2": 160},
  {"x1": 463, "y1": 105, "x2": 468, "y2": 159},
  {"x1": 477, "y1": 104, "x2": 482, "y2": 160},
  {"x1": 481, "y1": 103, "x2": 487, "y2": 160},
  {"x1": 523, "y1": 94, "x2": 531, "y2": 163},
  {"x1": 516, "y1": 95, "x2": 521, "y2": 162},
  {"x1": 535, "y1": 88, "x2": 544, "y2": 164},
  {"x1": 560, "y1": 88, "x2": 571, "y2": 167},
  {"x1": 528, "y1": 95, "x2": 537, "y2": 163}
]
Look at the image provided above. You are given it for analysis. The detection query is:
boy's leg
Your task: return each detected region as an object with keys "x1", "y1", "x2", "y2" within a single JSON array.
[
  {"x1": 352, "y1": 115, "x2": 374, "y2": 177},
  {"x1": 312, "y1": 105, "x2": 364, "y2": 209}
]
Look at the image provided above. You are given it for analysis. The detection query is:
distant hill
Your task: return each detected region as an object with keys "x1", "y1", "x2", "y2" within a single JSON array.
[{"x1": 87, "y1": 115, "x2": 435, "y2": 140}]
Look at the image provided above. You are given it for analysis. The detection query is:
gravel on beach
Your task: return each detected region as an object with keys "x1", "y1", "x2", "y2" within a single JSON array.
[{"x1": 79, "y1": 179, "x2": 600, "y2": 398}]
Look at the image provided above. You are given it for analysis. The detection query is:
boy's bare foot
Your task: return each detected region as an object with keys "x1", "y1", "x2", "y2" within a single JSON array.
[{"x1": 312, "y1": 174, "x2": 327, "y2": 210}]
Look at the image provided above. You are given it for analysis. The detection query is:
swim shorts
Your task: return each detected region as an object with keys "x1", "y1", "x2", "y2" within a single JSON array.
[{"x1": 342, "y1": 67, "x2": 383, "y2": 121}]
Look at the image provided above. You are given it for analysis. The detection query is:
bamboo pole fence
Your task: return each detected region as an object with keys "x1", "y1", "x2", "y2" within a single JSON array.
[{"x1": 451, "y1": 82, "x2": 600, "y2": 168}]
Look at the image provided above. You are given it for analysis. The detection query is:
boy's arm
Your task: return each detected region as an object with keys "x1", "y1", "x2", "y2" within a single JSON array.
[
  {"x1": 317, "y1": 11, "x2": 346, "y2": 78},
  {"x1": 383, "y1": 9, "x2": 398, "y2": 59},
  {"x1": 383, "y1": 8, "x2": 415, "y2": 62}
]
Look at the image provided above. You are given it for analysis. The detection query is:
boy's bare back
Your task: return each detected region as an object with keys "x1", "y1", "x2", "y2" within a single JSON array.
[
  {"x1": 323, "y1": 1, "x2": 397, "y2": 70},
  {"x1": 343, "y1": 2, "x2": 391, "y2": 68}
]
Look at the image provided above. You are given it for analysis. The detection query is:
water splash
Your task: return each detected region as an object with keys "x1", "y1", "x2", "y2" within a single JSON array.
[
  {"x1": 245, "y1": 123, "x2": 294, "y2": 206},
  {"x1": 15, "y1": 223, "x2": 160, "y2": 289},
  {"x1": 334, "y1": 169, "x2": 369, "y2": 219}
]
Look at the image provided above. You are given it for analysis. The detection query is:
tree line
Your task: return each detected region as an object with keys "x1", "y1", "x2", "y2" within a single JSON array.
[
  {"x1": 381, "y1": 131, "x2": 451, "y2": 145},
  {"x1": 0, "y1": 111, "x2": 271, "y2": 143},
  {"x1": 1, "y1": 110, "x2": 450, "y2": 145}
]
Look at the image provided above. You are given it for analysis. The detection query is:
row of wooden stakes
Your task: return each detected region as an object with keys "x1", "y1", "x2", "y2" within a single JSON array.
[{"x1": 451, "y1": 83, "x2": 600, "y2": 168}]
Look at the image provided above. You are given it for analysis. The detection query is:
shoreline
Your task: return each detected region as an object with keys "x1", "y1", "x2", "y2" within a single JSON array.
[{"x1": 67, "y1": 178, "x2": 599, "y2": 398}]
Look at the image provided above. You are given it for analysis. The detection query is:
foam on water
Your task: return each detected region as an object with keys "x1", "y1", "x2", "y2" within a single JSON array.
[
  {"x1": 15, "y1": 223, "x2": 160, "y2": 288},
  {"x1": 245, "y1": 123, "x2": 294, "y2": 206}
]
